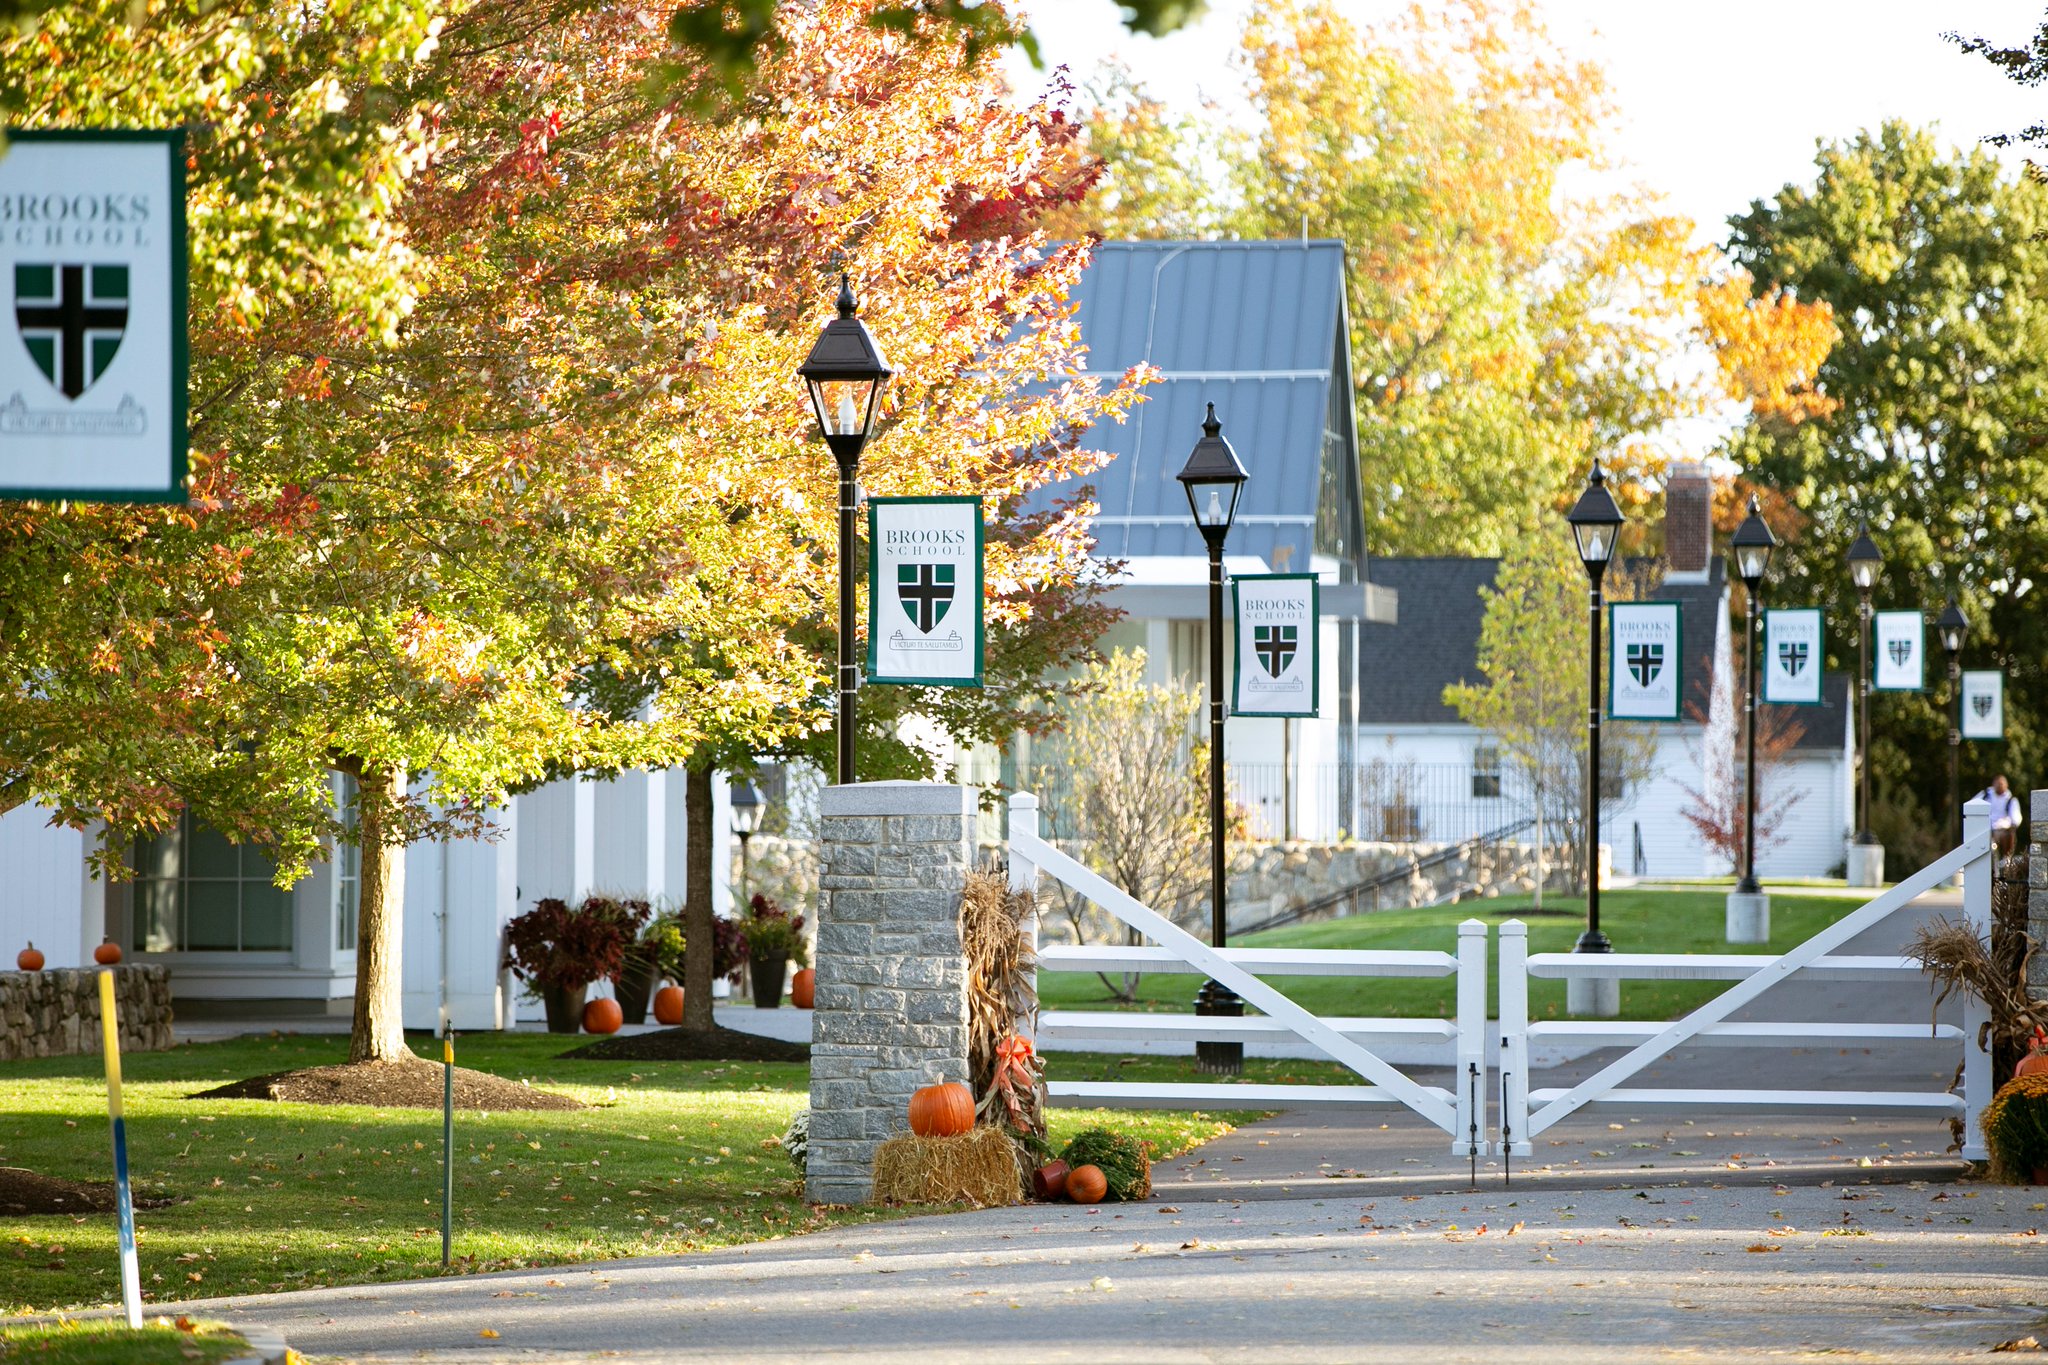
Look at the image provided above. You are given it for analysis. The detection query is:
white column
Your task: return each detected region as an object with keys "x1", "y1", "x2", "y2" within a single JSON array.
[
  {"x1": 1960, "y1": 797, "x2": 1992, "y2": 1162},
  {"x1": 78, "y1": 820, "x2": 107, "y2": 963},
  {"x1": 1453, "y1": 917, "x2": 1488, "y2": 1157},
  {"x1": 1497, "y1": 919, "x2": 1531, "y2": 1157}
]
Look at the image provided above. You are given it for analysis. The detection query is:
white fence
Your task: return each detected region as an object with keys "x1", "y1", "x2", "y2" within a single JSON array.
[
  {"x1": 1015, "y1": 789, "x2": 1994, "y2": 1169},
  {"x1": 1009, "y1": 792, "x2": 1489, "y2": 1155}
]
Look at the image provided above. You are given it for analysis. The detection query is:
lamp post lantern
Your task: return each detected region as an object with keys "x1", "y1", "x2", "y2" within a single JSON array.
[
  {"x1": 1178, "y1": 403, "x2": 1249, "y2": 1076},
  {"x1": 1726, "y1": 496, "x2": 1777, "y2": 943},
  {"x1": 1566, "y1": 459, "x2": 1625, "y2": 1015},
  {"x1": 1936, "y1": 595, "x2": 1970, "y2": 846},
  {"x1": 730, "y1": 777, "x2": 765, "y2": 912},
  {"x1": 799, "y1": 275, "x2": 893, "y2": 786},
  {"x1": 1846, "y1": 523, "x2": 1884, "y2": 886}
]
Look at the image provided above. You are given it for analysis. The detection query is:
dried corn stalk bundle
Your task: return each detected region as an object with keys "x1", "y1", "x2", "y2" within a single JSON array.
[{"x1": 961, "y1": 868, "x2": 1040, "y2": 1117}]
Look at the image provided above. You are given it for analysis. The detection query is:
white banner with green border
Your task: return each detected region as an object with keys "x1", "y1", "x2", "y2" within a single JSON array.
[
  {"x1": 0, "y1": 129, "x2": 187, "y2": 503},
  {"x1": 866, "y1": 495, "x2": 982, "y2": 687},
  {"x1": 1762, "y1": 607, "x2": 1825, "y2": 705},
  {"x1": 1231, "y1": 573, "x2": 1318, "y2": 717},
  {"x1": 1961, "y1": 669, "x2": 2004, "y2": 740},
  {"x1": 1873, "y1": 610, "x2": 1924, "y2": 691},
  {"x1": 1609, "y1": 601, "x2": 1682, "y2": 721}
]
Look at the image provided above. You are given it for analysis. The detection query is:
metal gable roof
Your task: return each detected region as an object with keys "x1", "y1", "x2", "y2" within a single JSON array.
[{"x1": 1040, "y1": 240, "x2": 1356, "y2": 566}]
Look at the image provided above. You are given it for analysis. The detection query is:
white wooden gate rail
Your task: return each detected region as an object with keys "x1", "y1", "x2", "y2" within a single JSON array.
[
  {"x1": 1496, "y1": 801, "x2": 1992, "y2": 1160},
  {"x1": 1008, "y1": 793, "x2": 1489, "y2": 1154}
]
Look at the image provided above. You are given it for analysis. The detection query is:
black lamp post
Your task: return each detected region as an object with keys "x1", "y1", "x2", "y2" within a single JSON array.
[
  {"x1": 1937, "y1": 595, "x2": 1970, "y2": 845},
  {"x1": 730, "y1": 777, "x2": 765, "y2": 911},
  {"x1": 1177, "y1": 403, "x2": 1249, "y2": 1077},
  {"x1": 1730, "y1": 497, "x2": 1777, "y2": 897},
  {"x1": 1566, "y1": 459, "x2": 1624, "y2": 957},
  {"x1": 799, "y1": 275, "x2": 893, "y2": 785},
  {"x1": 1847, "y1": 524, "x2": 1882, "y2": 848}
]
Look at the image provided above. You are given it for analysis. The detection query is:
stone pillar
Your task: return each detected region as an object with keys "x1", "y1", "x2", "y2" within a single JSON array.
[
  {"x1": 806, "y1": 782, "x2": 974, "y2": 1205},
  {"x1": 2028, "y1": 791, "x2": 2048, "y2": 997}
]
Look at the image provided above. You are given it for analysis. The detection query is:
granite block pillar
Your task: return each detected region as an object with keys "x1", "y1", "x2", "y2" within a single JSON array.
[{"x1": 805, "y1": 782, "x2": 974, "y2": 1205}]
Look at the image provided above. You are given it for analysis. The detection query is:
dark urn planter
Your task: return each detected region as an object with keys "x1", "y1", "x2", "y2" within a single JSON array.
[
  {"x1": 614, "y1": 950, "x2": 658, "y2": 1026},
  {"x1": 541, "y1": 982, "x2": 589, "y2": 1034},
  {"x1": 749, "y1": 952, "x2": 788, "y2": 1009}
]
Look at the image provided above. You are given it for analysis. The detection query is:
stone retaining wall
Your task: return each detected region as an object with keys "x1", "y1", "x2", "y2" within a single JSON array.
[
  {"x1": 806, "y1": 783, "x2": 974, "y2": 1205},
  {"x1": 0, "y1": 965, "x2": 173, "y2": 1061}
]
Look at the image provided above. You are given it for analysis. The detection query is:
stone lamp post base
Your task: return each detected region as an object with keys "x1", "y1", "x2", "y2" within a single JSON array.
[
  {"x1": 1846, "y1": 842, "x2": 1885, "y2": 888},
  {"x1": 1566, "y1": 976, "x2": 1620, "y2": 1018},
  {"x1": 1724, "y1": 890, "x2": 1770, "y2": 945}
]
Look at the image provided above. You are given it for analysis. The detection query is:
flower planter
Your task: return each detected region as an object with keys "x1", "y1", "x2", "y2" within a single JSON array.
[
  {"x1": 749, "y1": 952, "x2": 788, "y2": 1010},
  {"x1": 614, "y1": 950, "x2": 658, "y2": 1026},
  {"x1": 541, "y1": 983, "x2": 588, "y2": 1034}
]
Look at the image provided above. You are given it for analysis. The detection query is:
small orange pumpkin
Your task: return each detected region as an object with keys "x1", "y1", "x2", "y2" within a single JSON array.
[
  {"x1": 15, "y1": 943, "x2": 43, "y2": 972},
  {"x1": 2019, "y1": 1026, "x2": 2048, "y2": 1079},
  {"x1": 1065, "y1": 1164, "x2": 1108, "y2": 1204},
  {"x1": 790, "y1": 968, "x2": 816, "y2": 1010},
  {"x1": 93, "y1": 939, "x2": 123, "y2": 966},
  {"x1": 582, "y1": 997, "x2": 624, "y2": 1035},
  {"x1": 907, "y1": 1081, "x2": 974, "y2": 1138},
  {"x1": 652, "y1": 984, "x2": 686, "y2": 1026}
]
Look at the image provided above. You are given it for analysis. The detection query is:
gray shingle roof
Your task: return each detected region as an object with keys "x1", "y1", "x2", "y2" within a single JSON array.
[{"x1": 1041, "y1": 240, "x2": 1358, "y2": 569}]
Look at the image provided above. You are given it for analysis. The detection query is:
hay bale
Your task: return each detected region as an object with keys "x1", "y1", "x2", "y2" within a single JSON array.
[{"x1": 871, "y1": 1126, "x2": 1024, "y2": 1207}]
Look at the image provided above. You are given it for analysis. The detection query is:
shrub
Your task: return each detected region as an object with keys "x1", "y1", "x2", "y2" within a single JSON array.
[
  {"x1": 504, "y1": 895, "x2": 652, "y2": 993},
  {"x1": 640, "y1": 915, "x2": 686, "y2": 982},
  {"x1": 1057, "y1": 1127, "x2": 1151, "y2": 1201},
  {"x1": 1982, "y1": 1072, "x2": 2048, "y2": 1182},
  {"x1": 780, "y1": 1109, "x2": 809, "y2": 1176}
]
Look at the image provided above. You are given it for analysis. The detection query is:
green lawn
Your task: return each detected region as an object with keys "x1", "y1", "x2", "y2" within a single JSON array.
[
  {"x1": 0, "y1": 1032, "x2": 1246, "y2": 1315},
  {"x1": 0, "y1": 1318, "x2": 249, "y2": 1364},
  {"x1": 1040, "y1": 886, "x2": 1876, "y2": 1023}
]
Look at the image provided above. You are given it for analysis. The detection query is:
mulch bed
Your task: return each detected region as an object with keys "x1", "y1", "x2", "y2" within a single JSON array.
[
  {"x1": 559, "y1": 1024, "x2": 810, "y2": 1063},
  {"x1": 188, "y1": 1059, "x2": 582, "y2": 1111},
  {"x1": 0, "y1": 1166, "x2": 175, "y2": 1217}
]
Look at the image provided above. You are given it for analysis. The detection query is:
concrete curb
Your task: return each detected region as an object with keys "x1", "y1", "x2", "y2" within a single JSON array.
[{"x1": 223, "y1": 1322, "x2": 293, "y2": 1364}]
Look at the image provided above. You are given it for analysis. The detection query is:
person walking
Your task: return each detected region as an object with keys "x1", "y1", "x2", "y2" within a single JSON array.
[{"x1": 1975, "y1": 774, "x2": 2023, "y2": 856}]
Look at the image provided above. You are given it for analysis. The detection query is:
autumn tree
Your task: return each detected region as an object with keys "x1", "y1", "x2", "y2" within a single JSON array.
[
  {"x1": 0, "y1": 0, "x2": 1142, "y2": 1061},
  {"x1": 1442, "y1": 528, "x2": 1658, "y2": 892},
  {"x1": 1725, "y1": 123, "x2": 2048, "y2": 874}
]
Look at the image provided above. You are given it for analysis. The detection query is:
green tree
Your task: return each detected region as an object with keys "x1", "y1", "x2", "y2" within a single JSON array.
[
  {"x1": 1724, "y1": 122, "x2": 2048, "y2": 868},
  {"x1": 1442, "y1": 529, "x2": 1656, "y2": 891}
]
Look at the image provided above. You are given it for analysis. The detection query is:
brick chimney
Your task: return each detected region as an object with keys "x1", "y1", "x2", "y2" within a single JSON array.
[{"x1": 1664, "y1": 461, "x2": 1712, "y2": 584}]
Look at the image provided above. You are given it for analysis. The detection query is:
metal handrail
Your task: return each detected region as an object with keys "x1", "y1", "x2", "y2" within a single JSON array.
[{"x1": 1232, "y1": 816, "x2": 1537, "y2": 937}]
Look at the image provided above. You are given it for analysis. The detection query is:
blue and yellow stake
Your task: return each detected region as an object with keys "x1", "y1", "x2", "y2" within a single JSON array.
[{"x1": 97, "y1": 969, "x2": 143, "y2": 1328}]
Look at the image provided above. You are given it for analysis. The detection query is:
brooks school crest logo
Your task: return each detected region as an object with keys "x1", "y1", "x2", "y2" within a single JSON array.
[
  {"x1": 1974, "y1": 693, "x2": 1994, "y2": 719},
  {"x1": 1626, "y1": 642, "x2": 1664, "y2": 688},
  {"x1": 15, "y1": 263, "x2": 128, "y2": 400},
  {"x1": 1888, "y1": 639, "x2": 1914, "y2": 669},
  {"x1": 1254, "y1": 625, "x2": 1297, "y2": 678},
  {"x1": 896, "y1": 562, "x2": 954, "y2": 633},
  {"x1": 1777, "y1": 640, "x2": 1808, "y2": 677}
]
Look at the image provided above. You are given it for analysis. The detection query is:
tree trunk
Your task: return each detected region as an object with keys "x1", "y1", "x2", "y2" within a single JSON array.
[
  {"x1": 682, "y1": 763, "x2": 716, "y2": 1031},
  {"x1": 349, "y1": 760, "x2": 413, "y2": 1064}
]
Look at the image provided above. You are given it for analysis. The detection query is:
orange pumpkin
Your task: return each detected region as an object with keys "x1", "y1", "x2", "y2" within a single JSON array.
[
  {"x1": 2018, "y1": 1051, "x2": 2048, "y2": 1079},
  {"x1": 93, "y1": 939, "x2": 123, "y2": 966},
  {"x1": 582, "y1": 997, "x2": 624, "y2": 1035},
  {"x1": 907, "y1": 1081, "x2": 974, "y2": 1138},
  {"x1": 790, "y1": 968, "x2": 816, "y2": 1010},
  {"x1": 1065, "y1": 1164, "x2": 1108, "y2": 1204},
  {"x1": 15, "y1": 943, "x2": 43, "y2": 972},
  {"x1": 652, "y1": 984, "x2": 686, "y2": 1026}
]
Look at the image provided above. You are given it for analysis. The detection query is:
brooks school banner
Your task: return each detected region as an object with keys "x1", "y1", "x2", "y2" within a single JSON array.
[
  {"x1": 1762, "y1": 608, "x2": 1825, "y2": 706},
  {"x1": 1872, "y1": 610, "x2": 1924, "y2": 691},
  {"x1": 1231, "y1": 574, "x2": 1318, "y2": 717},
  {"x1": 867, "y1": 495, "x2": 983, "y2": 687},
  {"x1": 0, "y1": 130, "x2": 187, "y2": 502},
  {"x1": 1609, "y1": 601, "x2": 1682, "y2": 721},
  {"x1": 1961, "y1": 670, "x2": 2004, "y2": 741}
]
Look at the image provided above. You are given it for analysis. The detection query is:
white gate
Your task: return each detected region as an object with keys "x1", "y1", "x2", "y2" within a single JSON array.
[
  {"x1": 1497, "y1": 801, "x2": 1993, "y2": 1159},
  {"x1": 1008, "y1": 792, "x2": 1490, "y2": 1155}
]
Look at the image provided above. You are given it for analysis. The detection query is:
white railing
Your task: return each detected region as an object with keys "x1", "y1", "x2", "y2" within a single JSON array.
[
  {"x1": 1009, "y1": 792, "x2": 1490, "y2": 1154},
  {"x1": 1497, "y1": 800, "x2": 1993, "y2": 1159}
]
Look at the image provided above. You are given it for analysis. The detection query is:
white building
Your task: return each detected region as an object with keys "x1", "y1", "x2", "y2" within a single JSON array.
[{"x1": 0, "y1": 771, "x2": 737, "y2": 1026}]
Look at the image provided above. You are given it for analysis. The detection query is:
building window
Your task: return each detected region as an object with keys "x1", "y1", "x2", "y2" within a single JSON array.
[
  {"x1": 132, "y1": 815, "x2": 293, "y2": 953},
  {"x1": 334, "y1": 774, "x2": 360, "y2": 952},
  {"x1": 1472, "y1": 745, "x2": 1502, "y2": 799}
]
